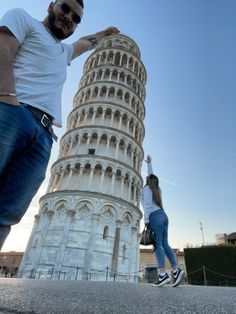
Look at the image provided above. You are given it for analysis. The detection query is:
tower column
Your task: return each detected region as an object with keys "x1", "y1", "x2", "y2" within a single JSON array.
[
  {"x1": 105, "y1": 136, "x2": 111, "y2": 154},
  {"x1": 133, "y1": 124, "x2": 136, "y2": 137},
  {"x1": 83, "y1": 111, "x2": 88, "y2": 125},
  {"x1": 101, "y1": 110, "x2": 106, "y2": 124},
  {"x1": 51, "y1": 172, "x2": 60, "y2": 192},
  {"x1": 91, "y1": 110, "x2": 96, "y2": 124},
  {"x1": 66, "y1": 166, "x2": 75, "y2": 189},
  {"x1": 133, "y1": 183, "x2": 137, "y2": 203},
  {"x1": 88, "y1": 167, "x2": 95, "y2": 190},
  {"x1": 111, "y1": 219, "x2": 122, "y2": 276},
  {"x1": 60, "y1": 143, "x2": 68, "y2": 157},
  {"x1": 120, "y1": 175, "x2": 125, "y2": 198},
  {"x1": 135, "y1": 152, "x2": 139, "y2": 170},
  {"x1": 87, "y1": 135, "x2": 91, "y2": 145},
  {"x1": 95, "y1": 134, "x2": 101, "y2": 153},
  {"x1": 126, "y1": 118, "x2": 130, "y2": 133},
  {"x1": 130, "y1": 149, "x2": 134, "y2": 164},
  {"x1": 71, "y1": 116, "x2": 77, "y2": 129},
  {"x1": 98, "y1": 54, "x2": 102, "y2": 64},
  {"x1": 78, "y1": 166, "x2": 84, "y2": 183},
  {"x1": 136, "y1": 185, "x2": 141, "y2": 208},
  {"x1": 75, "y1": 137, "x2": 81, "y2": 154},
  {"x1": 100, "y1": 169, "x2": 106, "y2": 192},
  {"x1": 128, "y1": 180, "x2": 132, "y2": 201},
  {"x1": 115, "y1": 139, "x2": 120, "y2": 159},
  {"x1": 57, "y1": 169, "x2": 66, "y2": 189},
  {"x1": 68, "y1": 138, "x2": 74, "y2": 155},
  {"x1": 123, "y1": 144, "x2": 128, "y2": 163},
  {"x1": 75, "y1": 113, "x2": 81, "y2": 127},
  {"x1": 84, "y1": 213, "x2": 101, "y2": 278},
  {"x1": 110, "y1": 110, "x2": 115, "y2": 126},
  {"x1": 117, "y1": 71, "x2": 121, "y2": 82},
  {"x1": 46, "y1": 175, "x2": 54, "y2": 193},
  {"x1": 54, "y1": 209, "x2": 76, "y2": 274},
  {"x1": 17, "y1": 214, "x2": 41, "y2": 278},
  {"x1": 111, "y1": 171, "x2": 116, "y2": 195},
  {"x1": 118, "y1": 114, "x2": 123, "y2": 129},
  {"x1": 29, "y1": 210, "x2": 54, "y2": 275}
]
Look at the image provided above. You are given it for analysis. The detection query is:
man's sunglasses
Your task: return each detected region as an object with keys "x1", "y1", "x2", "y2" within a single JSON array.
[{"x1": 57, "y1": 2, "x2": 82, "y2": 24}]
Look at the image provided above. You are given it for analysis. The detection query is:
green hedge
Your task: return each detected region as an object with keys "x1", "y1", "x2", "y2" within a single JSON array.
[{"x1": 184, "y1": 246, "x2": 236, "y2": 286}]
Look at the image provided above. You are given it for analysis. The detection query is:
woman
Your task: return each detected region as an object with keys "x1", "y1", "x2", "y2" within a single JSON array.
[{"x1": 141, "y1": 155, "x2": 184, "y2": 287}]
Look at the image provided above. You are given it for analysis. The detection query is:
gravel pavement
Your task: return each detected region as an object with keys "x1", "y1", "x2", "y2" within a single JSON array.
[{"x1": 0, "y1": 278, "x2": 235, "y2": 314}]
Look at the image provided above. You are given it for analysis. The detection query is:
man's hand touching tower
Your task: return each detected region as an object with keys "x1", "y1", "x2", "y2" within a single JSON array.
[{"x1": 72, "y1": 26, "x2": 120, "y2": 59}]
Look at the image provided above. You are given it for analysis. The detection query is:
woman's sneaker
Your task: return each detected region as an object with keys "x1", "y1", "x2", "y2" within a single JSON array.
[
  {"x1": 172, "y1": 268, "x2": 185, "y2": 287},
  {"x1": 153, "y1": 273, "x2": 170, "y2": 287}
]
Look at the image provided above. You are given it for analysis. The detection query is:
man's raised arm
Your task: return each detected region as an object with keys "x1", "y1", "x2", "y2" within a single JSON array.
[{"x1": 72, "y1": 26, "x2": 119, "y2": 60}]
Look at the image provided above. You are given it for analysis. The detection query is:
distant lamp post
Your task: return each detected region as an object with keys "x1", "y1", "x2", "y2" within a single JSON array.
[{"x1": 199, "y1": 222, "x2": 205, "y2": 246}]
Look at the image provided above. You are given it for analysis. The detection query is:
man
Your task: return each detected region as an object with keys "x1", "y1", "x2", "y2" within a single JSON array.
[{"x1": 0, "y1": 0, "x2": 119, "y2": 250}]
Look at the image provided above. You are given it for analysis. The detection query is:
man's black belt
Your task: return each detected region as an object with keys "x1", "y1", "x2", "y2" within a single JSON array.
[{"x1": 25, "y1": 105, "x2": 58, "y2": 142}]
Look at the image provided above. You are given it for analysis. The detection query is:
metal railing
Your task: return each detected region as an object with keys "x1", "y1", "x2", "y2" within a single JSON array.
[
  {"x1": 17, "y1": 267, "x2": 140, "y2": 283},
  {"x1": 187, "y1": 265, "x2": 236, "y2": 287}
]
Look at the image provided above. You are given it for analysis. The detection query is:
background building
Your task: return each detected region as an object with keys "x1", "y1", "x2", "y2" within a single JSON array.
[
  {"x1": 18, "y1": 34, "x2": 147, "y2": 282},
  {"x1": 0, "y1": 252, "x2": 23, "y2": 277},
  {"x1": 215, "y1": 232, "x2": 236, "y2": 245}
]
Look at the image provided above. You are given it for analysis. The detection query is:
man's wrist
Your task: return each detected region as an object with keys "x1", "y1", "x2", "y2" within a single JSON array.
[
  {"x1": 88, "y1": 37, "x2": 98, "y2": 48},
  {"x1": 0, "y1": 95, "x2": 19, "y2": 106},
  {"x1": 0, "y1": 92, "x2": 17, "y2": 97}
]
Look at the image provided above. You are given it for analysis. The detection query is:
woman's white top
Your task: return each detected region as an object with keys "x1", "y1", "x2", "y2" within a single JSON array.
[
  {"x1": 140, "y1": 162, "x2": 161, "y2": 223},
  {"x1": 0, "y1": 8, "x2": 73, "y2": 127}
]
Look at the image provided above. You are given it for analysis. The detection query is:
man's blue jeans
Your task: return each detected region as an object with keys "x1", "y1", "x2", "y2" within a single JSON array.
[
  {"x1": 0, "y1": 102, "x2": 53, "y2": 250},
  {"x1": 149, "y1": 209, "x2": 177, "y2": 269}
]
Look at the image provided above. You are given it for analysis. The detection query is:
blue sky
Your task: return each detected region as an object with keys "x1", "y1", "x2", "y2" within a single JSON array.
[{"x1": 1, "y1": 0, "x2": 235, "y2": 251}]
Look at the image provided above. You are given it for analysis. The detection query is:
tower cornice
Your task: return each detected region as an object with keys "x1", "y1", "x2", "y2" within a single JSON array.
[
  {"x1": 60, "y1": 125, "x2": 145, "y2": 154},
  {"x1": 69, "y1": 100, "x2": 146, "y2": 127},
  {"x1": 39, "y1": 190, "x2": 143, "y2": 219},
  {"x1": 74, "y1": 81, "x2": 146, "y2": 108},
  {"x1": 50, "y1": 154, "x2": 144, "y2": 184}
]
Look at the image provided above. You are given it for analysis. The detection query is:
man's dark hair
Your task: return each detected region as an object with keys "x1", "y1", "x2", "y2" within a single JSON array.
[
  {"x1": 55, "y1": 0, "x2": 84, "y2": 8},
  {"x1": 76, "y1": 0, "x2": 84, "y2": 8}
]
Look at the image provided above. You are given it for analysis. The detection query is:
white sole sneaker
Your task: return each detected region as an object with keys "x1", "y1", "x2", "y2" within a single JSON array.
[
  {"x1": 172, "y1": 270, "x2": 185, "y2": 287},
  {"x1": 153, "y1": 277, "x2": 171, "y2": 287}
]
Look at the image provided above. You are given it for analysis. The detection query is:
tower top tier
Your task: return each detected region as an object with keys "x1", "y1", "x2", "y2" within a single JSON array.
[{"x1": 95, "y1": 33, "x2": 141, "y2": 59}]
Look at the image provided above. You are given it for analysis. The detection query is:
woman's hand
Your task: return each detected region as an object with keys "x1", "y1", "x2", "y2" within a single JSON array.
[{"x1": 145, "y1": 155, "x2": 151, "y2": 163}]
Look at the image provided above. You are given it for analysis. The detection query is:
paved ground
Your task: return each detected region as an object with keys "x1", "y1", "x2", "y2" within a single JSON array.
[{"x1": 0, "y1": 279, "x2": 235, "y2": 314}]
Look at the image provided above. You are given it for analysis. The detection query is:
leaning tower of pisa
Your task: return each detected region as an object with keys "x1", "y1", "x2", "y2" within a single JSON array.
[{"x1": 19, "y1": 34, "x2": 147, "y2": 282}]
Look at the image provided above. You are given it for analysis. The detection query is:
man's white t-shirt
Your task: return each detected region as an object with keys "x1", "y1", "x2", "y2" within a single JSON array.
[{"x1": 0, "y1": 8, "x2": 74, "y2": 127}]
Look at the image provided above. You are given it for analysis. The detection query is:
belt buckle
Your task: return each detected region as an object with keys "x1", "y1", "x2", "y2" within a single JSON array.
[
  {"x1": 40, "y1": 112, "x2": 57, "y2": 142},
  {"x1": 41, "y1": 114, "x2": 48, "y2": 127}
]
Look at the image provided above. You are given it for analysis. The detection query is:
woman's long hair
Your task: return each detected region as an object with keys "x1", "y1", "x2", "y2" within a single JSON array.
[{"x1": 148, "y1": 174, "x2": 163, "y2": 209}]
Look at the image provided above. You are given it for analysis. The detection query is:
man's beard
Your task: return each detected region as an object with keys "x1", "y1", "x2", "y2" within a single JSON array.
[{"x1": 48, "y1": 11, "x2": 74, "y2": 40}]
